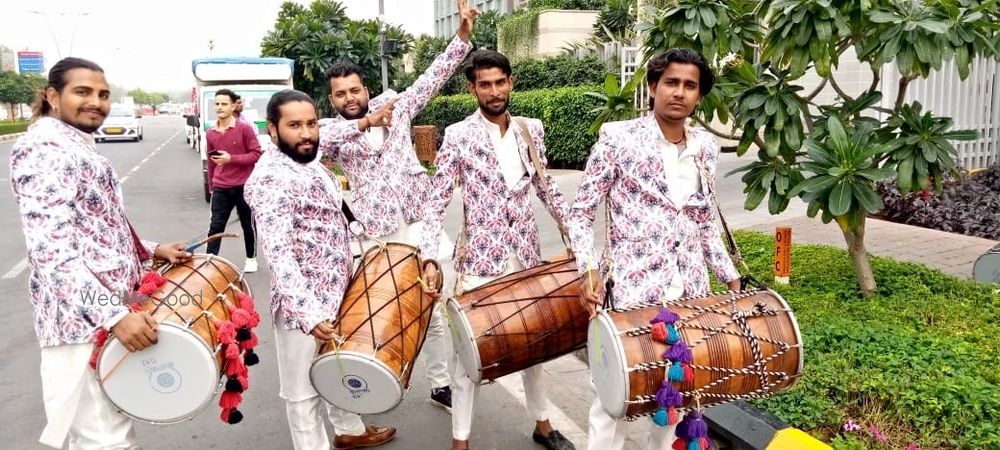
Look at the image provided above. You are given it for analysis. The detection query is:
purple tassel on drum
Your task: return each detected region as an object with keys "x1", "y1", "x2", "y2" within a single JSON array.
[
  {"x1": 655, "y1": 380, "x2": 683, "y2": 407},
  {"x1": 664, "y1": 341, "x2": 692, "y2": 363},
  {"x1": 675, "y1": 411, "x2": 709, "y2": 450},
  {"x1": 651, "y1": 308, "x2": 680, "y2": 325}
]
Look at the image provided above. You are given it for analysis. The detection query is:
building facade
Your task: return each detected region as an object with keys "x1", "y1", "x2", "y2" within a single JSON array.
[{"x1": 434, "y1": 0, "x2": 529, "y2": 38}]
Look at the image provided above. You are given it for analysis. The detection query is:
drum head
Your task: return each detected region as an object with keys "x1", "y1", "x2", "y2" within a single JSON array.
[
  {"x1": 446, "y1": 297, "x2": 483, "y2": 383},
  {"x1": 97, "y1": 322, "x2": 219, "y2": 424},
  {"x1": 588, "y1": 312, "x2": 629, "y2": 419},
  {"x1": 973, "y1": 250, "x2": 1000, "y2": 285},
  {"x1": 310, "y1": 351, "x2": 403, "y2": 414}
]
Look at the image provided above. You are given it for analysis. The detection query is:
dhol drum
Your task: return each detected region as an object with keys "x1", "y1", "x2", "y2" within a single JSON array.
[
  {"x1": 973, "y1": 243, "x2": 1000, "y2": 285},
  {"x1": 446, "y1": 257, "x2": 588, "y2": 383},
  {"x1": 312, "y1": 242, "x2": 434, "y2": 414},
  {"x1": 96, "y1": 255, "x2": 251, "y2": 424},
  {"x1": 589, "y1": 289, "x2": 803, "y2": 419}
]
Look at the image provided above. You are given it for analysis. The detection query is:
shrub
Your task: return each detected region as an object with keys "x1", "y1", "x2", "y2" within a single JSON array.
[
  {"x1": 876, "y1": 165, "x2": 1000, "y2": 240},
  {"x1": 512, "y1": 56, "x2": 612, "y2": 92},
  {"x1": 729, "y1": 231, "x2": 1000, "y2": 449},
  {"x1": 413, "y1": 85, "x2": 601, "y2": 167},
  {"x1": 0, "y1": 120, "x2": 29, "y2": 135},
  {"x1": 395, "y1": 54, "x2": 610, "y2": 97}
]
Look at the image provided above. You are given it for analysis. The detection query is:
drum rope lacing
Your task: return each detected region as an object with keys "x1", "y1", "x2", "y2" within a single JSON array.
[
  {"x1": 336, "y1": 244, "x2": 436, "y2": 383},
  {"x1": 459, "y1": 260, "x2": 587, "y2": 369},
  {"x1": 618, "y1": 290, "x2": 801, "y2": 420}
]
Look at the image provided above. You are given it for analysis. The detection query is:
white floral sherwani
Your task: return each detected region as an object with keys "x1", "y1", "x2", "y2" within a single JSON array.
[
  {"x1": 244, "y1": 122, "x2": 364, "y2": 333},
  {"x1": 566, "y1": 116, "x2": 739, "y2": 308},
  {"x1": 421, "y1": 111, "x2": 571, "y2": 276},
  {"x1": 319, "y1": 35, "x2": 473, "y2": 239},
  {"x1": 10, "y1": 117, "x2": 157, "y2": 347}
]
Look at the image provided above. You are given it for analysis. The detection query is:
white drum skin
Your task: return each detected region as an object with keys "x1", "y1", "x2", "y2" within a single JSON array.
[
  {"x1": 97, "y1": 322, "x2": 220, "y2": 424},
  {"x1": 310, "y1": 351, "x2": 404, "y2": 415}
]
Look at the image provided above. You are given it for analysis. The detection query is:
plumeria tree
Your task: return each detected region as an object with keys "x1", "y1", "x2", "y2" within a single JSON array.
[{"x1": 638, "y1": 0, "x2": 998, "y2": 296}]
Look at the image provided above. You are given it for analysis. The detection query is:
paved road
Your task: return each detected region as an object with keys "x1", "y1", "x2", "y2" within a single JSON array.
[{"x1": 0, "y1": 116, "x2": 607, "y2": 450}]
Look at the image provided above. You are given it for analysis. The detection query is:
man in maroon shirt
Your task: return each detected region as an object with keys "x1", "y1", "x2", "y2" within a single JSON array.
[{"x1": 206, "y1": 88, "x2": 262, "y2": 272}]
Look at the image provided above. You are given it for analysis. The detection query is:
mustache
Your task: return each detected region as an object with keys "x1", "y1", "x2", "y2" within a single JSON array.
[{"x1": 81, "y1": 108, "x2": 107, "y2": 117}]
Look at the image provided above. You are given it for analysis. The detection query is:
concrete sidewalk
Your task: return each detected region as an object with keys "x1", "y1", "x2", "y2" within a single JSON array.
[{"x1": 540, "y1": 151, "x2": 996, "y2": 280}]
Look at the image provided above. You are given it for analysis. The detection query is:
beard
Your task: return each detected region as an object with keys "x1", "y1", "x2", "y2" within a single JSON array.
[
  {"x1": 63, "y1": 108, "x2": 106, "y2": 134},
  {"x1": 477, "y1": 96, "x2": 509, "y2": 118},
  {"x1": 335, "y1": 100, "x2": 369, "y2": 120},
  {"x1": 277, "y1": 134, "x2": 319, "y2": 164}
]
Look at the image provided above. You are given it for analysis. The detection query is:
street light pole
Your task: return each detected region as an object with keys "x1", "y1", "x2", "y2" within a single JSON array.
[
  {"x1": 378, "y1": 0, "x2": 389, "y2": 92},
  {"x1": 67, "y1": 12, "x2": 92, "y2": 57},
  {"x1": 27, "y1": 10, "x2": 62, "y2": 59}
]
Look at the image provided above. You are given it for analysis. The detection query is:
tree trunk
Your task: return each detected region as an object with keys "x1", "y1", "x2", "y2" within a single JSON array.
[{"x1": 839, "y1": 215, "x2": 877, "y2": 297}]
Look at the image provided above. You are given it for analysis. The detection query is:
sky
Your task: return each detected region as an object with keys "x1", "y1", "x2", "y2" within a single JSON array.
[{"x1": 0, "y1": 0, "x2": 435, "y2": 92}]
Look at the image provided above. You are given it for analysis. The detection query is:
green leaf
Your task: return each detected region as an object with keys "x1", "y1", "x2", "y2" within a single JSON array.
[
  {"x1": 790, "y1": 174, "x2": 837, "y2": 197},
  {"x1": 828, "y1": 181, "x2": 853, "y2": 216},
  {"x1": 804, "y1": 139, "x2": 836, "y2": 167},
  {"x1": 897, "y1": 157, "x2": 915, "y2": 192},
  {"x1": 856, "y1": 167, "x2": 895, "y2": 181},
  {"x1": 700, "y1": 6, "x2": 717, "y2": 28},
  {"x1": 851, "y1": 181, "x2": 884, "y2": 213},
  {"x1": 745, "y1": 186, "x2": 767, "y2": 210},
  {"x1": 826, "y1": 115, "x2": 849, "y2": 152},
  {"x1": 915, "y1": 19, "x2": 948, "y2": 34},
  {"x1": 765, "y1": 127, "x2": 782, "y2": 158},
  {"x1": 604, "y1": 73, "x2": 618, "y2": 97}
]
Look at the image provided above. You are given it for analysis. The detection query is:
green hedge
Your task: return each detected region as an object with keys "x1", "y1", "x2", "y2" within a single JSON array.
[
  {"x1": 0, "y1": 120, "x2": 29, "y2": 135},
  {"x1": 726, "y1": 231, "x2": 1000, "y2": 449},
  {"x1": 413, "y1": 85, "x2": 601, "y2": 167}
]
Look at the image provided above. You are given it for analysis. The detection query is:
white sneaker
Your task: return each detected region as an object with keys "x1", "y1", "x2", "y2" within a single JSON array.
[{"x1": 244, "y1": 257, "x2": 258, "y2": 273}]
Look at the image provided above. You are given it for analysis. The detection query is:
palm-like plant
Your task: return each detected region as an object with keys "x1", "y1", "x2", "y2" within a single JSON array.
[
  {"x1": 881, "y1": 102, "x2": 979, "y2": 193},
  {"x1": 585, "y1": 68, "x2": 646, "y2": 135},
  {"x1": 788, "y1": 115, "x2": 895, "y2": 289}
]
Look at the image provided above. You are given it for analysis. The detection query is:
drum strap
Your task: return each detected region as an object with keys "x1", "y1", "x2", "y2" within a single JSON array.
[
  {"x1": 513, "y1": 117, "x2": 573, "y2": 256},
  {"x1": 694, "y1": 150, "x2": 761, "y2": 289}
]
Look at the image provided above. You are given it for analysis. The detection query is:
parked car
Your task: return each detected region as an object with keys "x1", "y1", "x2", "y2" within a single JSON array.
[{"x1": 95, "y1": 105, "x2": 144, "y2": 142}]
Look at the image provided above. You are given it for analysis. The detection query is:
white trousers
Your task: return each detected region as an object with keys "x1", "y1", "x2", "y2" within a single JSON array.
[
  {"x1": 273, "y1": 312, "x2": 367, "y2": 450},
  {"x1": 586, "y1": 381, "x2": 679, "y2": 450},
  {"x1": 587, "y1": 286, "x2": 685, "y2": 450},
  {"x1": 353, "y1": 218, "x2": 453, "y2": 389},
  {"x1": 451, "y1": 254, "x2": 551, "y2": 440},
  {"x1": 39, "y1": 344, "x2": 137, "y2": 449}
]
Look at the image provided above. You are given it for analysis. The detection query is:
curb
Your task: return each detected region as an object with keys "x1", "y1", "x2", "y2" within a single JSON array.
[
  {"x1": 0, "y1": 132, "x2": 26, "y2": 143},
  {"x1": 704, "y1": 400, "x2": 830, "y2": 450},
  {"x1": 571, "y1": 351, "x2": 828, "y2": 449}
]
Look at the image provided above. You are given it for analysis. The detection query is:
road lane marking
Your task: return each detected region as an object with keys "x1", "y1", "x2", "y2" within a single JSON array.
[
  {"x1": 120, "y1": 128, "x2": 181, "y2": 185},
  {"x1": 3, "y1": 128, "x2": 184, "y2": 280},
  {"x1": 2, "y1": 258, "x2": 27, "y2": 279}
]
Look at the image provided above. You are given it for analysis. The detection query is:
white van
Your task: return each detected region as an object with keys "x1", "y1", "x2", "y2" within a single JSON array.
[{"x1": 186, "y1": 57, "x2": 294, "y2": 202}]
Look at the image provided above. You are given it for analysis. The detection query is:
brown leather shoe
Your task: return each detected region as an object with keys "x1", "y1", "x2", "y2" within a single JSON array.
[{"x1": 333, "y1": 425, "x2": 397, "y2": 449}]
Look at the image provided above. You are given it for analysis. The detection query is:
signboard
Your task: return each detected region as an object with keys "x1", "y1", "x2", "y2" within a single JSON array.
[
  {"x1": 774, "y1": 226, "x2": 792, "y2": 284},
  {"x1": 17, "y1": 51, "x2": 44, "y2": 74}
]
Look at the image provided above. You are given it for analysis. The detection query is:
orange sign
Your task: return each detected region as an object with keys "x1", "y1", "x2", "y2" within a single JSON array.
[{"x1": 775, "y1": 227, "x2": 792, "y2": 284}]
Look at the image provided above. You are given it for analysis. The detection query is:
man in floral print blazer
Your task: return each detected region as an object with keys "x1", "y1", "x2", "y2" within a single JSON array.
[
  {"x1": 316, "y1": 0, "x2": 480, "y2": 413},
  {"x1": 566, "y1": 49, "x2": 741, "y2": 450},
  {"x1": 420, "y1": 50, "x2": 575, "y2": 450},
  {"x1": 245, "y1": 90, "x2": 400, "y2": 450},
  {"x1": 10, "y1": 57, "x2": 190, "y2": 449}
]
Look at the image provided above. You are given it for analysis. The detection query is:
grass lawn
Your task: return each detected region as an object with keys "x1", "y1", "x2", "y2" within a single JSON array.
[
  {"x1": 727, "y1": 231, "x2": 999, "y2": 449},
  {"x1": 0, "y1": 120, "x2": 29, "y2": 135}
]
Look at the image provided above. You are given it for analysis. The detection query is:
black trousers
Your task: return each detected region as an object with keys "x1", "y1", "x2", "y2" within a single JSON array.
[{"x1": 207, "y1": 186, "x2": 255, "y2": 257}]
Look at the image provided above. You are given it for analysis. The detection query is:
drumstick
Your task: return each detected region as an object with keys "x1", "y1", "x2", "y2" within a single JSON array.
[
  {"x1": 183, "y1": 232, "x2": 240, "y2": 253},
  {"x1": 99, "y1": 314, "x2": 172, "y2": 384}
]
